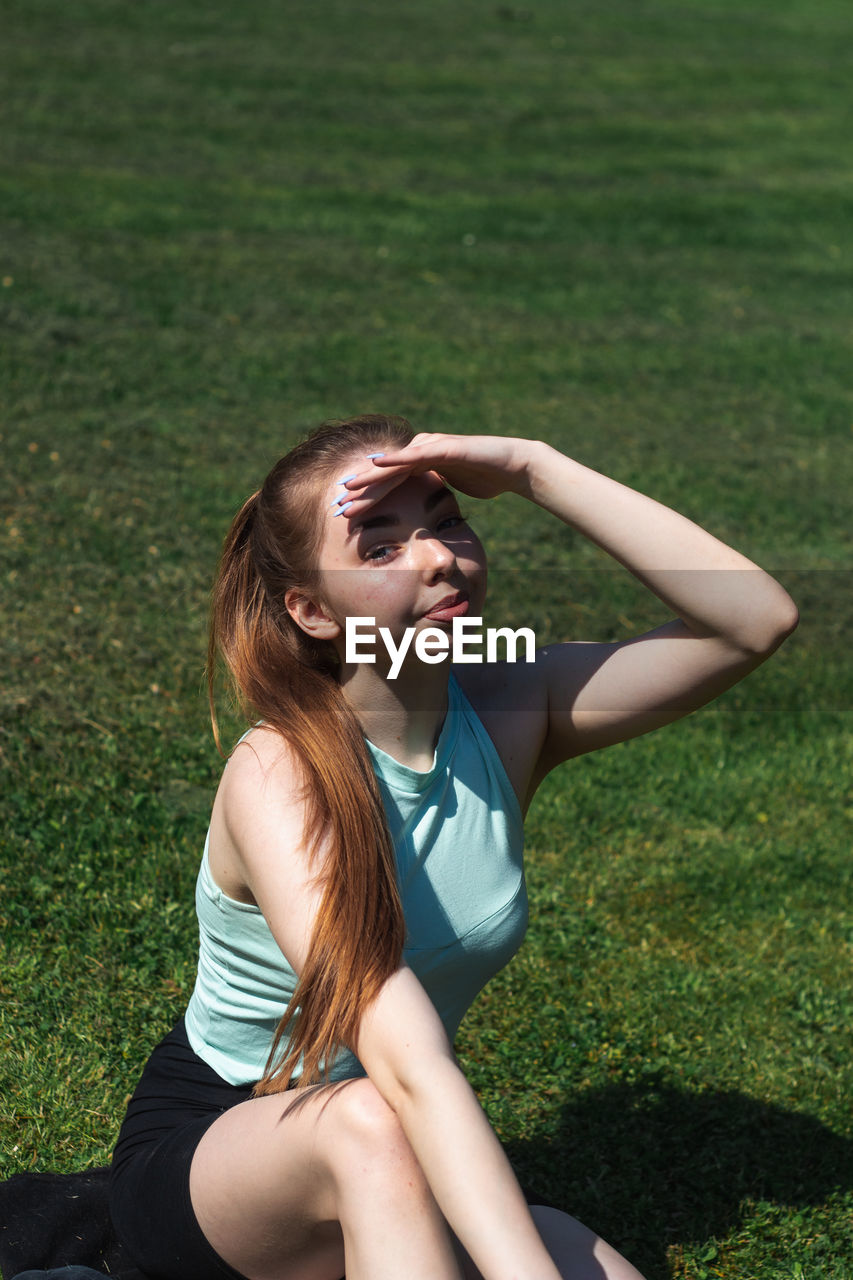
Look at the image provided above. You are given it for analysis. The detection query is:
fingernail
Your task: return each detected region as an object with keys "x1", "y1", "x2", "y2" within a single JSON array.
[
  {"x1": 337, "y1": 473, "x2": 357, "y2": 485},
  {"x1": 333, "y1": 501, "x2": 353, "y2": 516},
  {"x1": 366, "y1": 452, "x2": 385, "y2": 459}
]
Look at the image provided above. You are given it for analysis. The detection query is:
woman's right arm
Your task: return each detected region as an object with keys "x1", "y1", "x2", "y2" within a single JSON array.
[
  {"x1": 216, "y1": 731, "x2": 561, "y2": 1280},
  {"x1": 355, "y1": 965, "x2": 561, "y2": 1280}
]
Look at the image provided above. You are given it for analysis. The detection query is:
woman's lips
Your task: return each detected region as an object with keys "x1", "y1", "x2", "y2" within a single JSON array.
[{"x1": 424, "y1": 595, "x2": 470, "y2": 622}]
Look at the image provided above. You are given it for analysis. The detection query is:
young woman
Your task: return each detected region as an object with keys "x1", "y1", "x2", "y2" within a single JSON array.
[{"x1": 109, "y1": 414, "x2": 798, "y2": 1280}]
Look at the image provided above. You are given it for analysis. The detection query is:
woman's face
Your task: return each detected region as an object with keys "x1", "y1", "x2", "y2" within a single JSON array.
[{"x1": 312, "y1": 450, "x2": 488, "y2": 651}]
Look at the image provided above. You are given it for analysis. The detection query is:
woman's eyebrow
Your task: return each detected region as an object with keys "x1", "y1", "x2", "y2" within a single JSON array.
[{"x1": 349, "y1": 485, "x2": 455, "y2": 535}]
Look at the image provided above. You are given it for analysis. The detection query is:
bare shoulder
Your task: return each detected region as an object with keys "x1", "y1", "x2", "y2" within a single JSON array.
[
  {"x1": 207, "y1": 726, "x2": 330, "y2": 972},
  {"x1": 451, "y1": 658, "x2": 548, "y2": 818},
  {"x1": 208, "y1": 726, "x2": 311, "y2": 905},
  {"x1": 219, "y1": 724, "x2": 305, "y2": 799}
]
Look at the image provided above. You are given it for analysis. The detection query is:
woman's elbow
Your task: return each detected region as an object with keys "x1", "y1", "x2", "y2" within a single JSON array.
[{"x1": 744, "y1": 587, "x2": 799, "y2": 656}]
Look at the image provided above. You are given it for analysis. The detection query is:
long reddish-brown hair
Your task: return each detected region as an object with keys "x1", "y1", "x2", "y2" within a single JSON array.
[{"x1": 207, "y1": 414, "x2": 414, "y2": 1093}]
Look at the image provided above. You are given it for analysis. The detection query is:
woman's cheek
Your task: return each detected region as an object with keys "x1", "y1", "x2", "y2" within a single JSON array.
[{"x1": 345, "y1": 573, "x2": 399, "y2": 618}]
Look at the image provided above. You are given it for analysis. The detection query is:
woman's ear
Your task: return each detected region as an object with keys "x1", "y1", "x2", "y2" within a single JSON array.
[{"x1": 284, "y1": 587, "x2": 342, "y2": 641}]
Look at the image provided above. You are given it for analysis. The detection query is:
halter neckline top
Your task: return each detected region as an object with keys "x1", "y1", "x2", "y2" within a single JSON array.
[{"x1": 184, "y1": 671, "x2": 527, "y2": 1084}]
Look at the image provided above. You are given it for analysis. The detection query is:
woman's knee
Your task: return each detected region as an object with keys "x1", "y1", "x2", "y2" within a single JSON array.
[
  {"x1": 329, "y1": 1078, "x2": 407, "y2": 1147},
  {"x1": 325, "y1": 1078, "x2": 423, "y2": 1184}
]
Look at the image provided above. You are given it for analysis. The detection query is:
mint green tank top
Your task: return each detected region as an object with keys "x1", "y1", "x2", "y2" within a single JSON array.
[{"x1": 184, "y1": 670, "x2": 528, "y2": 1085}]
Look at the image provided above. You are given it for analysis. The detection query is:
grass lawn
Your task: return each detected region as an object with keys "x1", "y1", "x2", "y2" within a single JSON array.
[{"x1": 1, "y1": 1, "x2": 851, "y2": 1276}]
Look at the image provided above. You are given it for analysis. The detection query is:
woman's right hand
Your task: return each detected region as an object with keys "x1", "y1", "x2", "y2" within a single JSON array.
[{"x1": 332, "y1": 432, "x2": 543, "y2": 513}]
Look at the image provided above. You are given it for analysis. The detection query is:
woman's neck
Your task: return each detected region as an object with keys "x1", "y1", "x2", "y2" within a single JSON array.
[{"x1": 338, "y1": 661, "x2": 451, "y2": 770}]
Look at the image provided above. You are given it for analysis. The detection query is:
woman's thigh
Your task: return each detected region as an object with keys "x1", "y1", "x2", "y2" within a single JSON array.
[
  {"x1": 189, "y1": 1074, "x2": 456, "y2": 1280},
  {"x1": 188, "y1": 1081, "x2": 351, "y2": 1280}
]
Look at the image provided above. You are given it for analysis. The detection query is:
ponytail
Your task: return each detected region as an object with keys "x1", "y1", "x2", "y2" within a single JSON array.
[{"x1": 207, "y1": 416, "x2": 413, "y2": 1092}]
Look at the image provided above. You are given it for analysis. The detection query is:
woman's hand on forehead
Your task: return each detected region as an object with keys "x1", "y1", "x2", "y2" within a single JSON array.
[{"x1": 329, "y1": 431, "x2": 536, "y2": 519}]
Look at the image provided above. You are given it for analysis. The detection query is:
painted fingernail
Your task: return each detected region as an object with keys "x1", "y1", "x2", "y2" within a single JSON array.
[
  {"x1": 366, "y1": 452, "x2": 385, "y2": 459},
  {"x1": 337, "y1": 473, "x2": 357, "y2": 485},
  {"x1": 333, "y1": 501, "x2": 354, "y2": 516}
]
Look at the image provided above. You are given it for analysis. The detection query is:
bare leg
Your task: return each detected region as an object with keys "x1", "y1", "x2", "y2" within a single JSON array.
[
  {"x1": 531, "y1": 1207, "x2": 646, "y2": 1280},
  {"x1": 456, "y1": 1206, "x2": 646, "y2": 1280},
  {"x1": 189, "y1": 1076, "x2": 464, "y2": 1280}
]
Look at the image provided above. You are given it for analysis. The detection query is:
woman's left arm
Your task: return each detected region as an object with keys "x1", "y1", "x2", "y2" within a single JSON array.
[
  {"x1": 509, "y1": 439, "x2": 799, "y2": 768},
  {"x1": 341, "y1": 434, "x2": 799, "y2": 768}
]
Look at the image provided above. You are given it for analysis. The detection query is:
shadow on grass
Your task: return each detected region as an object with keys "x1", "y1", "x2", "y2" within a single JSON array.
[{"x1": 507, "y1": 1079, "x2": 852, "y2": 1280}]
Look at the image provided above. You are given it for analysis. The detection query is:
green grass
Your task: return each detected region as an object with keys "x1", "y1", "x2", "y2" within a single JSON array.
[{"x1": 1, "y1": 1, "x2": 851, "y2": 1276}]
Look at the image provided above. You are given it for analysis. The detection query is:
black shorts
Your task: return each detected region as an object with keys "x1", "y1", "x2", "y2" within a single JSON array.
[{"x1": 109, "y1": 1018, "x2": 256, "y2": 1280}]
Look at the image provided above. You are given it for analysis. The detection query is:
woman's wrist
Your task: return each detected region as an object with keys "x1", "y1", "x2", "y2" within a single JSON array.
[
  {"x1": 513, "y1": 440, "x2": 585, "y2": 507},
  {"x1": 509, "y1": 438, "x2": 562, "y2": 503}
]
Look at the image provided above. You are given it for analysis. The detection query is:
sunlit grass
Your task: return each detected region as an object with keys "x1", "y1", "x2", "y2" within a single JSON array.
[{"x1": 1, "y1": 1, "x2": 851, "y2": 1275}]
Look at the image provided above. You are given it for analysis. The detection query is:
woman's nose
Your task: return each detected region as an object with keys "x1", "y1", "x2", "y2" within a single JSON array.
[{"x1": 413, "y1": 530, "x2": 457, "y2": 574}]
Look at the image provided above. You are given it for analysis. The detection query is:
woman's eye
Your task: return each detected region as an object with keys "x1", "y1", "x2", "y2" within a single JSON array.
[
  {"x1": 366, "y1": 544, "x2": 395, "y2": 563},
  {"x1": 364, "y1": 515, "x2": 469, "y2": 563}
]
